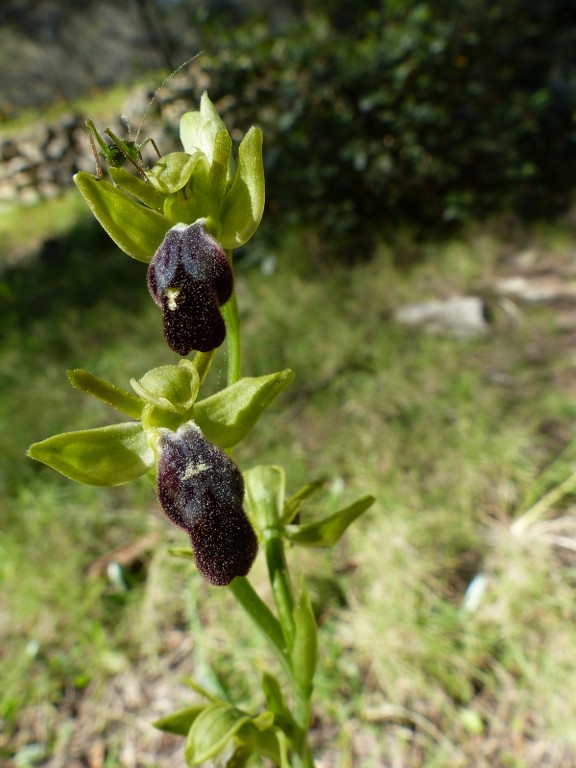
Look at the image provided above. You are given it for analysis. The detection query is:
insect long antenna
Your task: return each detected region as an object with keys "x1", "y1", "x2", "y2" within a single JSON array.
[
  {"x1": 85, "y1": 120, "x2": 105, "y2": 180},
  {"x1": 134, "y1": 53, "x2": 203, "y2": 142}
]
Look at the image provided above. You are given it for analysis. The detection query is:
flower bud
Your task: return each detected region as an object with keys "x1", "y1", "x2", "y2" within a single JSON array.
[
  {"x1": 147, "y1": 221, "x2": 233, "y2": 356},
  {"x1": 157, "y1": 424, "x2": 258, "y2": 585}
]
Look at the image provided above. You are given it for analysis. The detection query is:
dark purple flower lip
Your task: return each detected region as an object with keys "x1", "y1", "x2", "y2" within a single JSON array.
[
  {"x1": 156, "y1": 424, "x2": 258, "y2": 585},
  {"x1": 147, "y1": 221, "x2": 234, "y2": 356}
]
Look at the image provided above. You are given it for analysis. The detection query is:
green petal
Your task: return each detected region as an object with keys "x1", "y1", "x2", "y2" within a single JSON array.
[
  {"x1": 130, "y1": 360, "x2": 199, "y2": 414},
  {"x1": 74, "y1": 171, "x2": 168, "y2": 263},
  {"x1": 284, "y1": 495, "x2": 376, "y2": 547},
  {"x1": 27, "y1": 423, "x2": 153, "y2": 486},
  {"x1": 282, "y1": 479, "x2": 326, "y2": 524},
  {"x1": 193, "y1": 370, "x2": 294, "y2": 449},
  {"x1": 147, "y1": 151, "x2": 202, "y2": 195},
  {"x1": 67, "y1": 369, "x2": 144, "y2": 419}
]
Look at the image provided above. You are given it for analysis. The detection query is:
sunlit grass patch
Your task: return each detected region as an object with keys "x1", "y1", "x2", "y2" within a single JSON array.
[{"x1": 2, "y1": 218, "x2": 576, "y2": 763}]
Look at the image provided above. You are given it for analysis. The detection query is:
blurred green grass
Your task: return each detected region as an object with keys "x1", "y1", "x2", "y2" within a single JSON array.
[{"x1": 2, "y1": 195, "x2": 576, "y2": 764}]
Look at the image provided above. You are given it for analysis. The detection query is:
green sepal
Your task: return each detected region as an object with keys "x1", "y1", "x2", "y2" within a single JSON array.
[
  {"x1": 153, "y1": 705, "x2": 207, "y2": 736},
  {"x1": 282, "y1": 479, "x2": 327, "y2": 525},
  {"x1": 184, "y1": 704, "x2": 253, "y2": 765},
  {"x1": 244, "y1": 465, "x2": 285, "y2": 533},
  {"x1": 219, "y1": 126, "x2": 265, "y2": 249},
  {"x1": 290, "y1": 580, "x2": 318, "y2": 695},
  {"x1": 284, "y1": 495, "x2": 376, "y2": 547},
  {"x1": 74, "y1": 171, "x2": 168, "y2": 262},
  {"x1": 130, "y1": 360, "x2": 199, "y2": 414},
  {"x1": 180, "y1": 92, "x2": 228, "y2": 164},
  {"x1": 147, "y1": 151, "x2": 202, "y2": 195},
  {"x1": 67, "y1": 369, "x2": 143, "y2": 419},
  {"x1": 27, "y1": 423, "x2": 153, "y2": 486},
  {"x1": 193, "y1": 370, "x2": 294, "y2": 449},
  {"x1": 108, "y1": 166, "x2": 165, "y2": 211}
]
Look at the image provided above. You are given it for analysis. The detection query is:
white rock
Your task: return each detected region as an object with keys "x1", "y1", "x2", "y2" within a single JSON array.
[{"x1": 394, "y1": 296, "x2": 489, "y2": 338}]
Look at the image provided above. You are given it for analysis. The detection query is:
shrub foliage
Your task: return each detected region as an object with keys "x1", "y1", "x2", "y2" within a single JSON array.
[{"x1": 179, "y1": 0, "x2": 576, "y2": 246}]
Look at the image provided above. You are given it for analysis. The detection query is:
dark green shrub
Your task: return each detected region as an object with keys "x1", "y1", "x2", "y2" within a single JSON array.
[{"x1": 170, "y1": 0, "x2": 576, "y2": 250}]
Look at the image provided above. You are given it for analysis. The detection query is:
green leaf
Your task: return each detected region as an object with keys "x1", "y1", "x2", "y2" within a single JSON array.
[
  {"x1": 185, "y1": 704, "x2": 252, "y2": 765},
  {"x1": 74, "y1": 171, "x2": 168, "y2": 262},
  {"x1": 67, "y1": 369, "x2": 143, "y2": 419},
  {"x1": 27, "y1": 423, "x2": 153, "y2": 486},
  {"x1": 153, "y1": 705, "x2": 206, "y2": 736},
  {"x1": 108, "y1": 167, "x2": 165, "y2": 210},
  {"x1": 284, "y1": 495, "x2": 376, "y2": 547},
  {"x1": 244, "y1": 465, "x2": 286, "y2": 533},
  {"x1": 130, "y1": 360, "x2": 199, "y2": 414},
  {"x1": 193, "y1": 370, "x2": 294, "y2": 449},
  {"x1": 219, "y1": 127, "x2": 265, "y2": 248},
  {"x1": 291, "y1": 580, "x2": 318, "y2": 695},
  {"x1": 283, "y1": 479, "x2": 326, "y2": 524}
]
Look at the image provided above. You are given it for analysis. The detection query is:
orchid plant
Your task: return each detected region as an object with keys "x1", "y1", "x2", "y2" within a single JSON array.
[{"x1": 27, "y1": 92, "x2": 375, "y2": 767}]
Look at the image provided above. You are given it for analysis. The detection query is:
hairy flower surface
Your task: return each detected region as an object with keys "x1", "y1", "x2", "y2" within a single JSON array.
[
  {"x1": 147, "y1": 221, "x2": 233, "y2": 355},
  {"x1": 157, "y1": 424, "x2": 258, "y2": 585}
]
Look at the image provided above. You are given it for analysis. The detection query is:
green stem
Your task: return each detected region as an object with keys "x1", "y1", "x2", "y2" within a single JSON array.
[
  {"x1": 222, "y1": 250, "x2": 241, "y2": 386},
  {"x1": 264, "y1": 530, "x2": 295, "y2": 647},
  {"x1": 264, "y1": 531, "x2": 315, "y2": 767},
  {"x1": 228, "y1": 577, "x2": 290, "y2": 673},
  {"x1": 292, "y1": 692, "x2": 315, "y2": 768}
]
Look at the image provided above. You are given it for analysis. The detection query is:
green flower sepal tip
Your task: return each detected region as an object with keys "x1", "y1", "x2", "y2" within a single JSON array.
[
  {"x1": 26, "y1": 362, "x2": 294, "y2": 488},
  {"x1": 74, "y1": 92, "x2": 265, "y2": 263}
]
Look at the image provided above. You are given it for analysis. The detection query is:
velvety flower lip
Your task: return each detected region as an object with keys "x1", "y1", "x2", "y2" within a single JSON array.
[
  {"x1": 147, "y1": 221, "x2": 234, "y2": 356},
  {"x1": 157, "y1": 424, "x2": 258, "y2": 586}
]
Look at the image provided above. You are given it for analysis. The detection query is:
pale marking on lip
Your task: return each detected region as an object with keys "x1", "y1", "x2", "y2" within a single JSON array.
[
  {"x1": 165, "y1": 286, "x2": 180, "y2": 310},
  {"x1": 183, "y1": 461, "x2": 209, "y2": 481}
]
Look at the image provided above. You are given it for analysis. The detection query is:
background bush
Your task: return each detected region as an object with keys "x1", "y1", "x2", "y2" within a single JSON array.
[{"x1": 185, "y1": 0, "x2": 576, "y2": 249}]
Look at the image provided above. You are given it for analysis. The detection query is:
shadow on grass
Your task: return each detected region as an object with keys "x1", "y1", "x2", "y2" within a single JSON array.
[{"x1": 0, "y1": 215, "x2": 149, "y2": 342}]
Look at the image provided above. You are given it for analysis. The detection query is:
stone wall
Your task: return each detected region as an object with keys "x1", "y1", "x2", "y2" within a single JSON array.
[
  {"x1": 0, "y1": 114, "x2": 93, "y2": 206},
  {"x1": 0, "y1": 87, "x2": 185, "y2": 207},
  {"x1": 0, "y1": 68, "x2": 222, "y2": 208}
]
